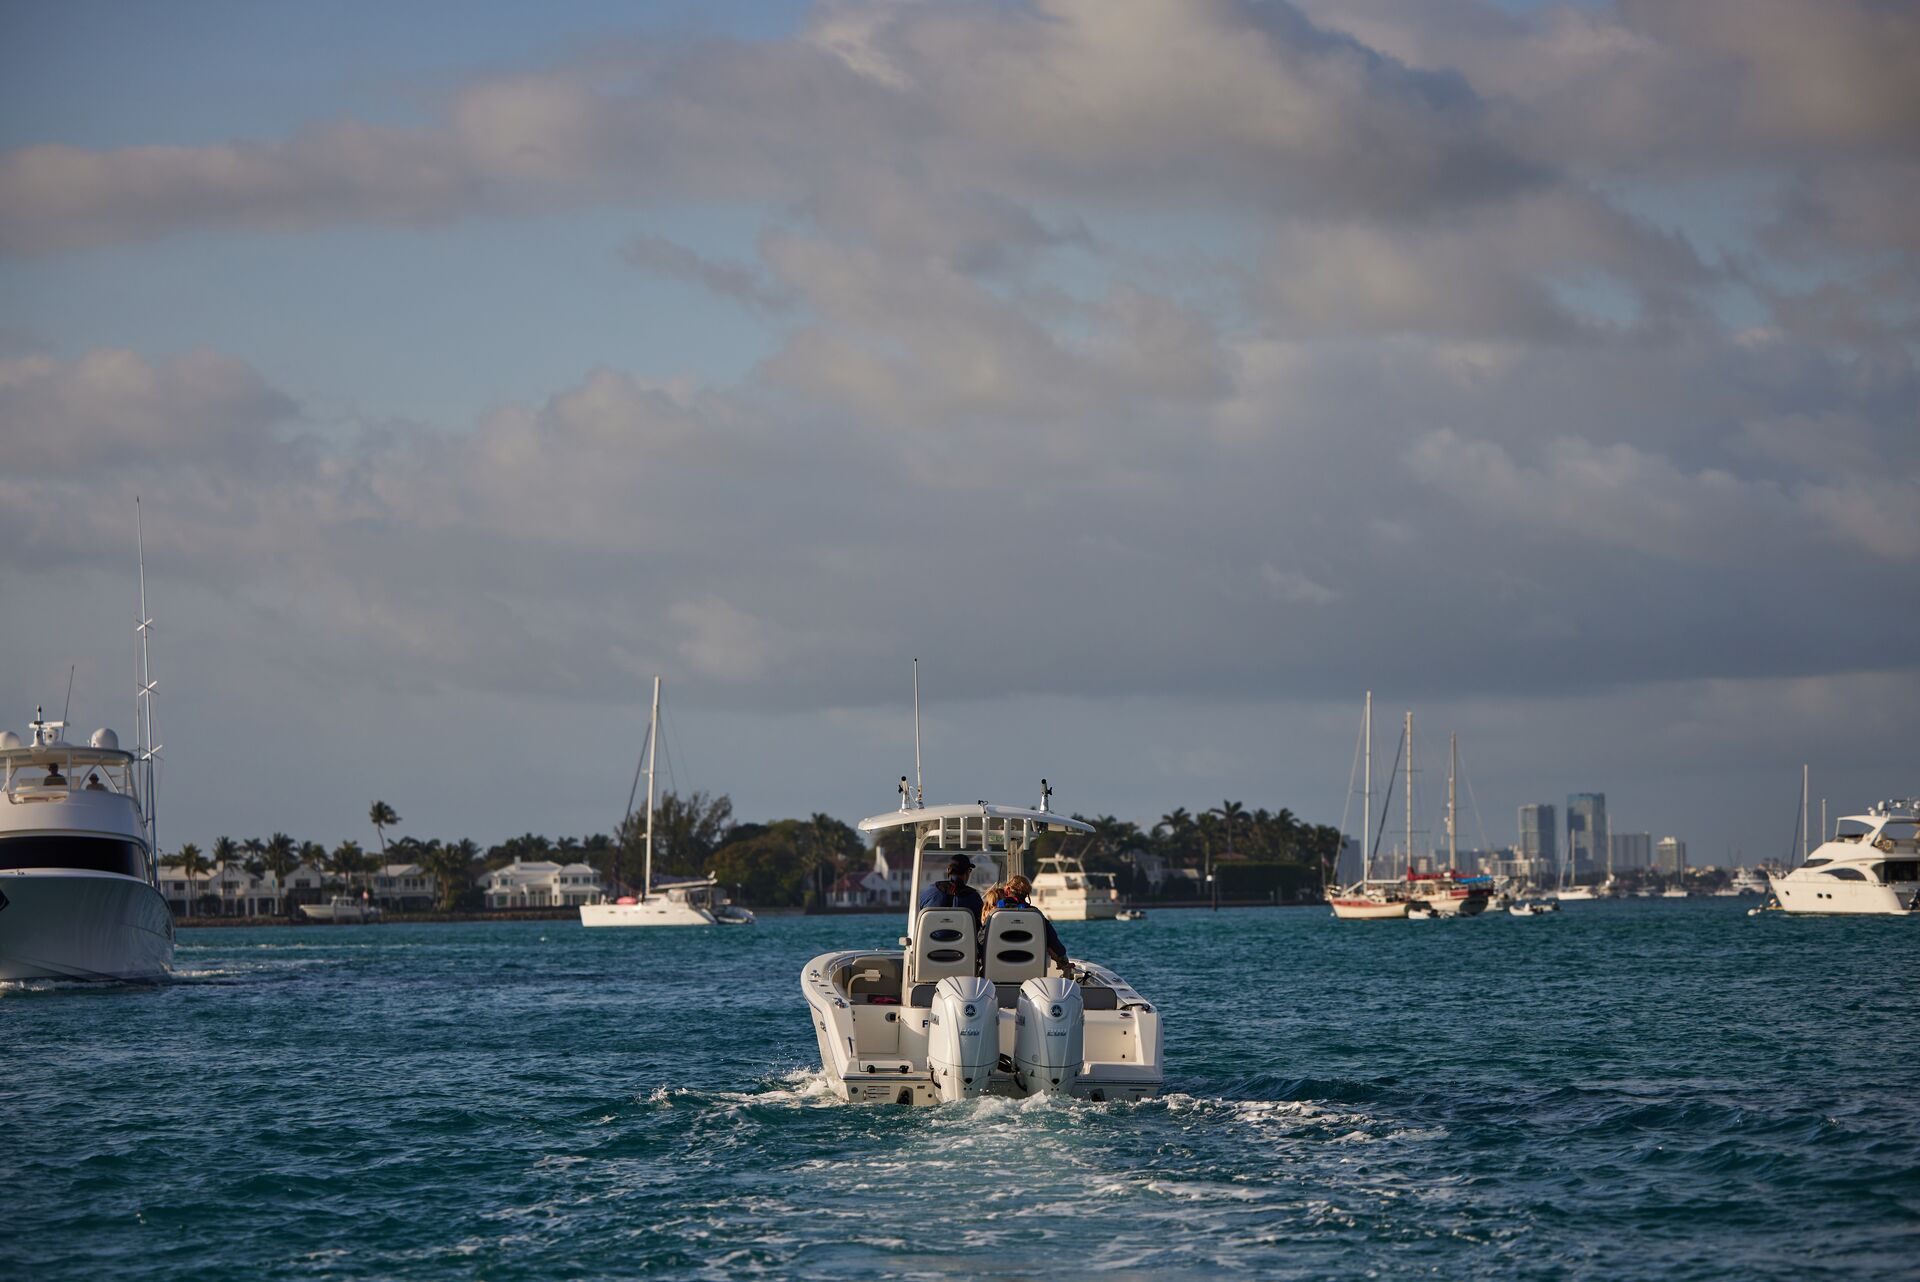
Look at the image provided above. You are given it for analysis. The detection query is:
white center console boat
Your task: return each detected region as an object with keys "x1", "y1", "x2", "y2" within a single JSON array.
[
  {"x1": 802, "y1": 792, "x2": 1164, "y2": 1105},
  {"x1": 1, "y1": 712, "x2": 173, "y2": 981},
  {"x1": 1767, "y1": 799, "x2": 1920, "y2": 915}
]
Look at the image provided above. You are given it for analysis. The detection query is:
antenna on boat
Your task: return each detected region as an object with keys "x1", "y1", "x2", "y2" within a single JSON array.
[
  {"x1": 1800, "y1": 763, "x2": 1810, "y2": 866},
  {"x1": 912, "y1": 658, "x2": 924, "y2": 809},
  {"x1": 134, "y1": 497, "x2": 160, "y2": 874},
  {"x1": 62, "y1": 664, "x2": 75, "y2": 726},
  {"x1": 1038, "y1": 778, "x2": 1052, "y2": 813}
]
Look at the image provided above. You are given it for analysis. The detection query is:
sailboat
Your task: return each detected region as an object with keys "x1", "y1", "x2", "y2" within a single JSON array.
[
  {"x1": 1329, "y1": 693, "x2": 1410, "y2": 919},
  {"x1": 579, "y1": 677, "x2": 752, "y2": 927},
  {"x1": 1406, "y1": 730, "x2": 1490, "y2": 917}
]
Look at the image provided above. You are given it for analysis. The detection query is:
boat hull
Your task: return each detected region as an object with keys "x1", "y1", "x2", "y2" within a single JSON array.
[
  {"x1": 0, "y1": 871, "x2": 174, "y2": 982},
  {"x1": 1767, "y1": 872, "x2": 1918, "y2": 915},
  {"x1": 580, "y1": 899, "x2": 717, "y2": 927},
  {"x1": 1330, "y1": 897, "x2": 1408, "y2": 920},
  {"x1": 801, "y1": 949, "x2": 1162, "y2": 1105}
]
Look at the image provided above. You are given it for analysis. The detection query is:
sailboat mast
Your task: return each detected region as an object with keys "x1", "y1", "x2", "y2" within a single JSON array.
[
  {"x1": 643, "y1": 676, "x2": 660, "y2": 899},
  {"x1": 1447, "y1": 731, "x2": 1457, "y2": 870},
  {"x1": 1362, "y1": 691, "x2": 1372, "y2": 884},
  {"x1": 1404, "y1": 710, "x2": 1413, "y2": 879}
]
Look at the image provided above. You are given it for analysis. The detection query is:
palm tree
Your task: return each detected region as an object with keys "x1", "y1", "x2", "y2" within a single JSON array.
[
  {"x1": 1155, "y1": 807, "x2": 1194, "y2": 859},
  {"x1": 263, "y1": 832, "x2": 299, "y2": 915},
  {"x1": 211, "y1": 835, "x2": 238, "y2": 916},
  {"x1": 369, "y1": 800, "x2": 400, "y2": 855},
  {"x1": 332, "y1": 840, "x2": 367, "y2": 897},
  {"x1": 176, "y1": 842, "x2": 210, "y2": 916},
  {"x1": 1195, "y1": 813, "x2": 1221, "y2": 910}
]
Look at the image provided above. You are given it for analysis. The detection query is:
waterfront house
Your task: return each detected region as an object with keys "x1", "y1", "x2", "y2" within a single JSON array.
[
  {"x1": 481, "y1": 858, "x2": 604, "y2": 908},
  {"x1": 371, "y1": 862, "x2": 437, "y2": 911}
]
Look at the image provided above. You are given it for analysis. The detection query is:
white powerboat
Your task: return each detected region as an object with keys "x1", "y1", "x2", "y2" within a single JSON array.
[
  {"x1": 1, "y1": 711, "x2": 173, "y2": 981},
  {"x1": 802, "y1": 791, "x2": 1164, "y2": 1105},
  {"x1": 1028, "y1": 841, "x2": 1120, "y2": 921},
  {"x1": 580, "y1": 675, "x2": 753, "y2": 928},
  {"x1": 1767, "y1": 798, "x2": 1920, "y2": 915},
  {"x1": 300, "y1": 895, "x2": 383, "y2": 923}
]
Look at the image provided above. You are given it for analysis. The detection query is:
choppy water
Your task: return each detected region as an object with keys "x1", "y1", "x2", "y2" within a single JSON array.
[{"x1": 5, "y1": 902, "x2": 1917, "y2": 1280}]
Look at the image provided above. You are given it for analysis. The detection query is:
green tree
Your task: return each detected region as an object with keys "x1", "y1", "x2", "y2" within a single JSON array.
[
  {"x1": 331, "y1": 839, "x2": 368, "y2": 896},
  {"x1": 420, "y1": 838, "x2": 479, "y2": 911},
  {"x1": 210, "y1": 835, "x2": 238, "y2": 916},
  {"x1": 176, "y1": 842, "x2": 211, "y2": 915},
  {"x1": 710, "y1": 823, "x2": 811, "y2": 908},
  {"x1": 368, "y1": 800, "x2": 400, "y2": 854},
  {"x1": 263, "y1": 832, "x2": 299, "y2": 912},
  {"x1": 650, "y1": 791, "x2": 734, "y2": 876}
]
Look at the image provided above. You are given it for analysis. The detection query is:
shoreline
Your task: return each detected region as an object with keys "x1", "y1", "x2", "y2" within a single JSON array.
[{"x1": 174, "y1": 899, "x2": 1319, "y2": 928}]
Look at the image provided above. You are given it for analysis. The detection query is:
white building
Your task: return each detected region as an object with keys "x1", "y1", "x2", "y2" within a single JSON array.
[
  {"x1": 826, "y1": 845, "x2": 915, "y2": 909},
  {"x1": 157, "y1": 859, "x2": 331, "y2": 917},
  {"x1": 371, "y1": 862, "x2": 437, "y2": 911},
  {"x1": 1655, "y1": 836, "x2": 1688, "y2": 875},
  {"x1": 482, "y1": 858, "x2": 604, "y2": 908}
]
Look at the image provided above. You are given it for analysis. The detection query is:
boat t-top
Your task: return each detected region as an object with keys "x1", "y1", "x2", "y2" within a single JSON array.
[
  {"x1": 1766, "y1": 798, "x2": 1920, "y2": 915},
  {"x1": 801, "y1": 782, "x2": 1164, "y2": 1105},
  {"x1": 580, "y1": 676, "x2": 754, "y2": 928}
]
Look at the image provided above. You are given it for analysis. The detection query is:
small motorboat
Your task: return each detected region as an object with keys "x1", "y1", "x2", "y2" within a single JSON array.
[
  {"x1": 1115, "y1": 908, "x2": 1146, "y2": 922},
  {"x1": 1508, "y1": 899, "x2": 1559, "y2": 917}
]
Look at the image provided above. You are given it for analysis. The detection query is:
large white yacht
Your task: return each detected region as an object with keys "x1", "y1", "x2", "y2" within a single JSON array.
[
  {"x1": 802, "y1": 789, "x2": 1164, "y2": 1105},
  {"x1": 1766, "y1": 799, "x2": 1920, "y2": 915},
  {"x1": 1, "y1": 711, "x2": 173, "y2": 981},
  {"x1": 1027, "y1": 819, "x2": 1120, "y2": 922}
]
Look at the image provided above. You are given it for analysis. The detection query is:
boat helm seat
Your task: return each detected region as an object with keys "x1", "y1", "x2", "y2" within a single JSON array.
[
  {"x1": 983, "y1": 909, "x2": 1047, "y2": 984},
  {"x1": 909, "y1": 909, "x2": 978, "y2": 985}
]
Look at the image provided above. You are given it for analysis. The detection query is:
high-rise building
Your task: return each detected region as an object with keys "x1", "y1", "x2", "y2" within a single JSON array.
[
  {"x1": 1611, "y1": 831, "x2": 1653, "y2": 870},
  {"x1": 1655, "y1": 836, "x2": 1688, "y2": 874},
  {"x1": 1519, "y1": 804, "x2": 1557, "y2": 879},
  {"x1": 1567, "y1": 793, "x2": 1609, "y2": 878}
]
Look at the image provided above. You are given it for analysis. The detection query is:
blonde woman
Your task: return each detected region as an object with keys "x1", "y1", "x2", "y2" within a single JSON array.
[{"x1": 993, "y1": 874, "x2": 1072, "y2": 972}]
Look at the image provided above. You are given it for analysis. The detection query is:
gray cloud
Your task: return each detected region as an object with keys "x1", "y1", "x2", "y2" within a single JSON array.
[{"x1": 0, "y1": 1, "x2": 1542, "y2": 257}]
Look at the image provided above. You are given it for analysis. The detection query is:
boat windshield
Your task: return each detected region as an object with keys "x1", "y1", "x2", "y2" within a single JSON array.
[
  {"x1": 1834, "y1": 820, "x2": 1872, "y2": 842},
  {"x1": 0, "y1": 834, "x2": 146, "y2": 879}
]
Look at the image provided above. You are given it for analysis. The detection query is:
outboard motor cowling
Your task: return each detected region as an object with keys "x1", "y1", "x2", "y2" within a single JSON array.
[
  {"x1": 1013, "y1": 976, "x2": 1083, "y2": 1096},
  {"x1": 928, "y1": 976, "x2": 997, "y2": 1102}
]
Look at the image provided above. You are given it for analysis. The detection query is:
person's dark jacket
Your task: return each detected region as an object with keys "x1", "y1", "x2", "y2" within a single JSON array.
[{"x1": 919, "y1": 879, "x2": 984, "y2": 919}]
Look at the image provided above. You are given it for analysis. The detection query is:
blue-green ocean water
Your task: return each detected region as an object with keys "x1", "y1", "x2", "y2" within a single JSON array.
[{"x1": 5, "y1": 902, "x2": 1917, "y2": 1281}]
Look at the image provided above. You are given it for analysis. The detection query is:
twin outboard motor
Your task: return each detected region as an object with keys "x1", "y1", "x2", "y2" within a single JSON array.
[
  {"x1": 928, "y1": 976, "x2": 997, "y2": 1102},
  {"x1": 1013, "y1": 976, "x2": 1084, "y2": 1096}
]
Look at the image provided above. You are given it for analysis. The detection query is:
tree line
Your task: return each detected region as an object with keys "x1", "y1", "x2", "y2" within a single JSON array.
[{"x1": 168, "y1": 794, "x2": 1341, "y2": 914}]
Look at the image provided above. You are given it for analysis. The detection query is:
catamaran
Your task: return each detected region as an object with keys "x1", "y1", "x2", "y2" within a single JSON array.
[{"x1": 579, "y1": 676, "x2": 753, "y2": 927}]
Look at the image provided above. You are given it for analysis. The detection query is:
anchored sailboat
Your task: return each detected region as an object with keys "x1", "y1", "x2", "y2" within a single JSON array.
[{"x1": 579, "y1": 677, "x2": 752, "y2": 927}]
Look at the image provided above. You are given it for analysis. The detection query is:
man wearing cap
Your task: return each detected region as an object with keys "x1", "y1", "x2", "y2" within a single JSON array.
[{"x1": 918, "y1": 853, "x2": 985, "y2": 919}]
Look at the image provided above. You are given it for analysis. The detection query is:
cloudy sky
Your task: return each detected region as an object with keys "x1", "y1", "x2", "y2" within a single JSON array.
[{"x1": 3, "y1": 0, "x2": 1914, "y2": 865}]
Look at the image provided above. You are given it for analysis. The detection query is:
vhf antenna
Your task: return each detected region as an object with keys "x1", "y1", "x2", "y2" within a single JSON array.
[{"x1": 912, "y1": 658, "x2": 923, "y2": 808}]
